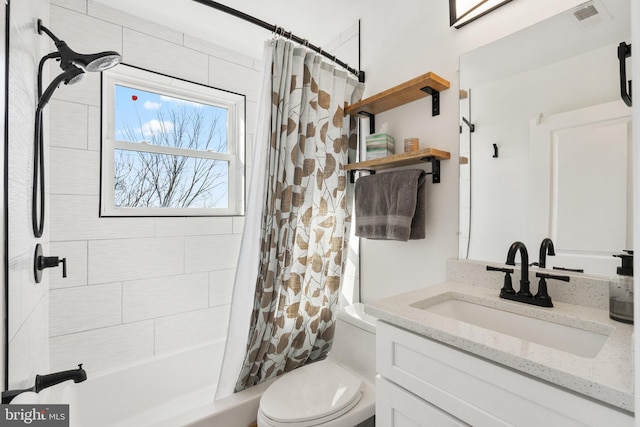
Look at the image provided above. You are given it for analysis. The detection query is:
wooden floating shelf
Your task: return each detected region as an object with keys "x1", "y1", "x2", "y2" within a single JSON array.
[
  {"x1": 345, "y1": 147, "x2": 450, "y2": 172},
  {"x1": 345, "y1": 72, "x2": 450, "y2": 117}
]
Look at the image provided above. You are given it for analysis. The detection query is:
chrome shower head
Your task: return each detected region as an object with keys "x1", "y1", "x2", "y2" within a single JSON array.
[{"x1": 37, "y1": 19, "x2": 122, "y2": 73}]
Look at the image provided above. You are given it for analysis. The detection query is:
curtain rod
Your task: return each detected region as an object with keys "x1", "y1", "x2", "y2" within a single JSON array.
[{"x1": 191, "y1": 0, "x2": 365, "y2": 82}]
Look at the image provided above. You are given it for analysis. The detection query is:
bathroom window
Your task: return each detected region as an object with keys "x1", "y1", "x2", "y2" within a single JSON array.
[{"x1": 100, "y1": 65, "x2": 245, "y2": 216}]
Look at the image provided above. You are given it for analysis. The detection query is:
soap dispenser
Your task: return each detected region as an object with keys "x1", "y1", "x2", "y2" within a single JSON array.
[{"x1": 610, "y1": 250, "x2": 634, "y2": 324}]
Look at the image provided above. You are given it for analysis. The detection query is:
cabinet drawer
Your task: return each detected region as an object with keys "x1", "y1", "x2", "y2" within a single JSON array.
[
  {"x1": 377, "y1": 321, "x2": 633, "y2": 427},
  {"x1": 376, "y1": 376, "x2": 470, "y2": 427}
]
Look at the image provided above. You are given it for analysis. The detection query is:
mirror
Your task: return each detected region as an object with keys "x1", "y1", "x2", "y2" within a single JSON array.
[{"x1": 459, "y1": 0, "x2": 632, "y2": 276}]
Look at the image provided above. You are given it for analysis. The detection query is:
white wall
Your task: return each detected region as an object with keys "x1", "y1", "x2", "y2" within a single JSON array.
[
  {"x1": 357, "y1": 0, "x2": 587, "y2": 302},
  {"x1": 45, "y1": 0, "x2": 260, "y2": 373}
]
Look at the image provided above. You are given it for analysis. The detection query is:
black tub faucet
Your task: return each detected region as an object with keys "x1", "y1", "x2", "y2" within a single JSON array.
[
  {"x1": 1, "y1": 364, "x2": 87, "y2": 404},
  {"x1": 35, "y1": 364, "x2": 86, "y2": 392},
  {"x1": 506, "y1": 241, "x2": 531, "y2": 297}
]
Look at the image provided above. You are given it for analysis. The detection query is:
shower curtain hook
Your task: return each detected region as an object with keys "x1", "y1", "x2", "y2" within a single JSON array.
[{"x1": 303, "y1": 39, "x2": 309, "y2": 48}]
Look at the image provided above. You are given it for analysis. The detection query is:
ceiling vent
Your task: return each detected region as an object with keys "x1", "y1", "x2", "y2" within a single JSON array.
[
  {"x1": 573, "y1": 3, "x2": 599, "y2": 21},
  {"x1": 569, "y1": 0, "x2": 611, "y2": 31}
]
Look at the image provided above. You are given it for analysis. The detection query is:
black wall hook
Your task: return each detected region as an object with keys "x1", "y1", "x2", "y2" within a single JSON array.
[{"x1": 492, "y1": 143, "x2": 499, "y2": 158}]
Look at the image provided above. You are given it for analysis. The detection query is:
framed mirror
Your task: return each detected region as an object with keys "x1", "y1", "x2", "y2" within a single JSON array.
[{"x1": 458, "y1": 0, "x2": 632, "y2": 276}]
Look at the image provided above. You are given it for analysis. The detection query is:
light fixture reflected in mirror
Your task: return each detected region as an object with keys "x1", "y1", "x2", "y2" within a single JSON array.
[{"x1": 449, "y1": 0, "x2": 515, "y2": 28}]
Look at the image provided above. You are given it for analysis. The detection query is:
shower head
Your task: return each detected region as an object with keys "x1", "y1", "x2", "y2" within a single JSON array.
[
  {"x1": 37, "y1": 19, "x2": 122, "y2": 72},
  {"x1": 38, "y1": 65, "x2": 84, "y2": 109}
]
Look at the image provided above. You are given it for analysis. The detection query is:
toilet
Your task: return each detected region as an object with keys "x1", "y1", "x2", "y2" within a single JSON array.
[{"x1": 257, "y1": 303, "x2": 377, "y2": 427}]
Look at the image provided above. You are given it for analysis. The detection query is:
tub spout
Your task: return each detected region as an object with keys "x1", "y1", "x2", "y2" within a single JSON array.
[{"x1": 35, "y1": 364, "x2": 87, "y2": 393}]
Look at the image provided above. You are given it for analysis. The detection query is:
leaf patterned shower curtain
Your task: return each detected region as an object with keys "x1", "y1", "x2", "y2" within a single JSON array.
[{"x1": 235, "y1": 39, "x2": 364, "y2": 391}]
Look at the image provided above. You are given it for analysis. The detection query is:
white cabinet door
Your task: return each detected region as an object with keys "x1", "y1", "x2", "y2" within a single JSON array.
[
  {"x1": 377, "y1": 322, "x2": 634, "y2": 427},
  {"x1": 376, "y1": 377, "x2": 470, "y2": 427}
]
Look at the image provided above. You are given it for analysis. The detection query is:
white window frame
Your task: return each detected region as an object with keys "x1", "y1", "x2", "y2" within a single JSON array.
[{"x1": 100, "y1": 65, "x2": 245, "y2": 217}]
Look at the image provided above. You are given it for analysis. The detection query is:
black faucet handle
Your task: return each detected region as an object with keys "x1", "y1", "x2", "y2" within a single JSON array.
[
  {"x1": 486, "y1": 265, "x2": 514, "y2": 274},
  {"x1": 552, "y1": 266, "x2": 584, "y2": 273},
  {"x1": 535, "y1": 272, "x2": 570, "y2": 282},
  {"x1": 487, "y1": 266, "x2": 516, "y2": 296}
]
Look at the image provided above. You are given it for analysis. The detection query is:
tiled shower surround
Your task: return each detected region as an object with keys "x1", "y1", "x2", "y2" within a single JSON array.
[{"x1": 45, "y1": 0, "x2": 260, "y2": 373}]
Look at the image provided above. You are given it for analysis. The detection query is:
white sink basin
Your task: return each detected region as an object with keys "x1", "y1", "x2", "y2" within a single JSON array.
[{"x1": 419, "y1": 298, "x2": 609, "y2": 358}]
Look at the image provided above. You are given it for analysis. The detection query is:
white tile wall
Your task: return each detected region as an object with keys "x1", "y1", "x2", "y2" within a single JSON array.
[
  {"x1": 209, "y1": 269, "x2": 235, "y2": 307},
  {"x1": 154, "y1": 217, "x2": 233, "y2": 237},
  {"x1": 122, "y1": 28, "x2": 209, "y2": 84},
  {"x1": 50, "y1": 0, "x2": 86, "y2": 14},
  {"x1": 87, "y1": 105, "x2": 100, "y2": 151},
  {"x1": 50, "y1": 195, "x2": 156, "y2": 241},
  {"x1": 44, "y1": 2, "x2": 262, "y2": 373},
  {"x1": 49, "y1": 100, "x2": 88, "y2": 150},
  {"x1": 49, "y1": 321, "x2": 154, "y2": 372},
  {"x1": 87, "y1": 1, "x2": 183, "y2": 45},
  {"x1": 122, "y1": 273, "x2": 208, "y2": 323},
  {"x1": 49, "y1": 147, "x2": 100, "y2": 195},
  {"x1": 9, "y1": 295, "x2": 49, "y2": 389},
  {"x1": 154, "y1": 306, "x2": 230, "y2": 355},
  {"x1": 183, "y1": 35, "x2": 254, "y2": 69},
  {"x1": 185, "y1": 234, "x2": 242, "y2": 273},
  {"x1": 49, "y1": 282, "x2": 122, "y2": 336},
  {"x1": 232, "y1": 217, "x2": 245, "y2": 234},
  {"x1": 208, "y1": 56, "x2": 260, "y2": 102},
  {"x1": 49, "y1": 5, "x2": 123, "y2": 58},
  {"x1": 88, "y1": 237, "x2": 184, "y2": 284}
]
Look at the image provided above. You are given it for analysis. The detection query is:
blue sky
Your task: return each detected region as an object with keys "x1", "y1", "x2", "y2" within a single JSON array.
[{"x1": 114, "y1": 84, "x2": 228, "y2": 151}]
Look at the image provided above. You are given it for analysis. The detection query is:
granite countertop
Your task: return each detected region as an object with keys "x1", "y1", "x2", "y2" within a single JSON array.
[{"x1": 365, "y1": 281, "x2": 634, "y2": 412}]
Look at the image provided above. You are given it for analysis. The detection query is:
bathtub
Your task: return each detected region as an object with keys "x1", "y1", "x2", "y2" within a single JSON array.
[{"x1": 14, "y1": 341, "x2": 273, "y2": 427}]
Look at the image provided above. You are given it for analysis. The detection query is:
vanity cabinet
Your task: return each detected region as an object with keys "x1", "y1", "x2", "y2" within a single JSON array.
[{"x1": 376, "y1": 322, "x2": 633, "y2": 427}]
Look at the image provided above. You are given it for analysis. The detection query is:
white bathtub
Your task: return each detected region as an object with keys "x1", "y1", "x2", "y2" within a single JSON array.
[{"x1": 15, "y1": 341, "x2": 273, "y2": 427}]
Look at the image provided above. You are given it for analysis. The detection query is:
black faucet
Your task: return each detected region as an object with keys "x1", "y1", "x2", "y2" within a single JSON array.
[
  {"x1": 486, "y1": 241, "x2": 570, "y2": 308},
  {"x1": 530, "y1": 238, "x2": 555, "y2": 268},
  {"x1": 506, "y1": 241, "x2": 531, "y2": 298},
  {"x1": 1, "y1": 364, "x2": 86, "y2": 404}
]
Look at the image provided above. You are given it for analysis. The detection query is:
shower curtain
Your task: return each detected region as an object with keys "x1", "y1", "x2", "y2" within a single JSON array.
[{"x1": 216, "y1": 39, "x2": 364, "y2": 397}]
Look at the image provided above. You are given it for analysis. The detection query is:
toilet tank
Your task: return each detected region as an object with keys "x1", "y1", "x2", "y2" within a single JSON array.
[{"x1": 329, "y1": 303, "x2": 377, "y2": 384}]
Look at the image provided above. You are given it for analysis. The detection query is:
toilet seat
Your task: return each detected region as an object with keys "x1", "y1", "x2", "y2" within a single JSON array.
[{"x1": 258, "y1": 359, "x2": 363, "y2": 427}]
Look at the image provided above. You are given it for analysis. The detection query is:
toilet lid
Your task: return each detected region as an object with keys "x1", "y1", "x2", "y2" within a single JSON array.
[{"x1": 260, "y1": 359, "x2": 363, "y2": 425}]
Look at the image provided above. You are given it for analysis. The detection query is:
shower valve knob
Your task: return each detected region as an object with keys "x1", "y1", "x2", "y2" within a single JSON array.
[{"x1": 34, "y1": 244, "x2": 67, "y2": 283}]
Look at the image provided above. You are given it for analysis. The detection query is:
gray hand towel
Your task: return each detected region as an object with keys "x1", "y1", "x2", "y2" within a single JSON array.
[{"x1": 355, "y1": 169, "x2": 426, "y2": 241}]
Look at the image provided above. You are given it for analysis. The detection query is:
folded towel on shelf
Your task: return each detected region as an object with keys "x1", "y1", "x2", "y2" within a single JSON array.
[{"x1": 354, "y1": 169, "x2": 426, "y2": 241}]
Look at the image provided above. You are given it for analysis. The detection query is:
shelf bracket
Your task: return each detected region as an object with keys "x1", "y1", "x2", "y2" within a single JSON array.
[
  {"x1": 420, "y1": 85, "x2": 440, "y2": 116},
  {"x1": 420, "y1": 156, "x2": 441, "y2": 183},
  {"x1": 357, "y1": 111, "x2": 376, "y2": 134},
  {"x1": 349, "y1": 168, "x2": 375, "y2": 184}
]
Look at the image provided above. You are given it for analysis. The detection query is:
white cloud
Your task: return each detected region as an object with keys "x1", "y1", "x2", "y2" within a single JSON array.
[
  {"x1": 144, "y1": 100, "x2": 161, "y2": 110},
  {"x1": 140, "y1": 119, "x2": 174, "y2": 136},
  {"x1": 159, "y1": 95, "x2": 203, "y2": 108}
]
